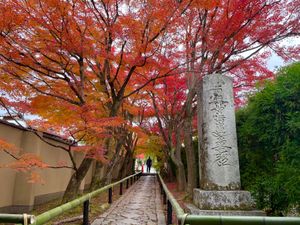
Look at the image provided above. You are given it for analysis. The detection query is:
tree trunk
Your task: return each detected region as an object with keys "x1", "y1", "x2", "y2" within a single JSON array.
[
  {"x1": 90, "y1": 161, "x2": 104, "y2": 190},
  {"x1": 114, "y1": 155, "x2": 126, "y2": 180},
  {"x1": 184, "y1": 97, "x2": 197, "y2": 195},
  {"x1": 170, "y1": 128, "x2": 186, "y2": 191},
  {"x1": 92, "y1": 139, "x2": 124, "y2": 186},
  {"x1": 165, "y1": 160, "x2": 175, "y2": 182},
  {"x1": 90, "y1": 136, "x2": 118, "y2": 189},
  {"x1": 62, "y1": 158, "x2": 93, "y2": 203},
  {"x1": 176, "y1": 160, "x2": 187, "y2": 191},
  {"x1": 126, "y1": 157, "x2": 135, "y2": 176},
  {"x1": 171, "y1": 151, "x2": 186, "y2": 191},
  {"x1": 90, "y1": 102, "x2": 122, "y2": 188},
  {"x1": 119, "y1": 149, "x2": 132, "y2": 178},
  {"x1": 104, "y1": 139, "x2": 125, "y2": 184},
  {"x1": 105, "y1": 154, "x2": 122, "y2": 184},
  {"x1": 120, "y1": 151, "x2": 134, "y2": 178}
]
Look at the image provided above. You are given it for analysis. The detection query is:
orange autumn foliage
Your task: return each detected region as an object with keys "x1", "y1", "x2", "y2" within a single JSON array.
[{"x1": 0, "y1": 0, "x2": 299, "y2": 186}]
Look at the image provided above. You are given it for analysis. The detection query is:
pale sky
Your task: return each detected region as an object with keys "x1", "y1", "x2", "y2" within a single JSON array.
[
  {"x1": 267, "y1": 36, "x2": 300, "y2": 71},
  {"x1": 267, "y1": 54, "x2": 284, "y2": 71}
]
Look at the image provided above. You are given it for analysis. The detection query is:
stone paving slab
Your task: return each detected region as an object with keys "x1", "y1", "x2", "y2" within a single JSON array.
[{"x1": 92, "y1": 176, "x2": 166, "y2": 225}]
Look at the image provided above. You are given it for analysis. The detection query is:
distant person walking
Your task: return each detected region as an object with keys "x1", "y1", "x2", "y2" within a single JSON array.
[{"x1": 146, "y1": 157, "x2": 152, "y2": 173}]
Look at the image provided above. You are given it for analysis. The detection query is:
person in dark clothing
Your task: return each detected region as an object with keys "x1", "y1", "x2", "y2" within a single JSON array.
[{"x1": 146, "y1": 157, "x2": 152, "y2": 173}]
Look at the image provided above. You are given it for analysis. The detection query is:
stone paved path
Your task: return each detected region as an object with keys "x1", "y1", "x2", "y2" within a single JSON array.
[{"x1": 92, "y1": 175, "x2": 166, "y2": 225}]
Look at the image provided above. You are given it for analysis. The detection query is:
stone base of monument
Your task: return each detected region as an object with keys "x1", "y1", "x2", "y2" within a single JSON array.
[
  {"x1": 193, "y1": 189, "x2": 254, "y2": 210},
  {"x1": 185, "y1": 203, "x2": 266, "y2": 216},
  {"x1": 186, "y1": 189, "x2": 265, "y2": 216}
]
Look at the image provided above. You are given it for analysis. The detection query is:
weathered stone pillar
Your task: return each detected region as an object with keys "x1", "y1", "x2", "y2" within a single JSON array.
[
  {"x1": 198, "y1": 73, "x2": 240, "y2": 190},
  {"x1": 190, "y1": 74, "x2": 261, "y2": 215}
]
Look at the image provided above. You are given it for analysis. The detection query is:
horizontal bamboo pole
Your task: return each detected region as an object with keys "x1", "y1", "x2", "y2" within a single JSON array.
[
  {"x1": 157, "y1": 173, "x2": 185, "y2": 216},
  {"x1": 0, "y1": 213, "x2": 35, "y2": 224},
  {"x1": 179, "y1": 215, "x2": 300, "y2": 225}
]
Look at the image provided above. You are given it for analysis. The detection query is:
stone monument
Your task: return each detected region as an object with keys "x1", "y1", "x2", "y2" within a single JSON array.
[{"x1": 188, "y1": 73, "x2": 264, "y2": 216}]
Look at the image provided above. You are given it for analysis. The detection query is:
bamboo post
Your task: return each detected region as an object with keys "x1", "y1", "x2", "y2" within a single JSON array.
[{"x1": 82, "y1": 200, "x2": 89, "y2": 225}]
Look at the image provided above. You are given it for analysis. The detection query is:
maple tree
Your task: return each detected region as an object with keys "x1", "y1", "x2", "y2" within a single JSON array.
[
  {"x1": 142, "y1": 0, "x2": 300, "y2": 194},
  {"x1": 172, "y1": 0, "x2": 300, "y2": 194},
  {"x1": 0, "y1": 0, "x2": 299, "y2": 201},
  {"x1": 0, "y1": 137, "x2": 75, "y2": 184},
  {"x1": 0, "y1": 0, "x2": 191, "y2": 201},
  {"x1": 148, "y1": 75, "x2": 187, "y2": 191}
]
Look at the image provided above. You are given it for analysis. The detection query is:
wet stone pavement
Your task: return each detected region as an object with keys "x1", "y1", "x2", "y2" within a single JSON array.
[{"x1": 92, "y1": 175, "x2": 166, "y2": 225}]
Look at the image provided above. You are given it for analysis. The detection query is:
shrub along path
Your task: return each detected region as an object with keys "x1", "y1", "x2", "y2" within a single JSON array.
[{"x1": 92, "y1": 175, "x2": 165, "y2": 225}]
